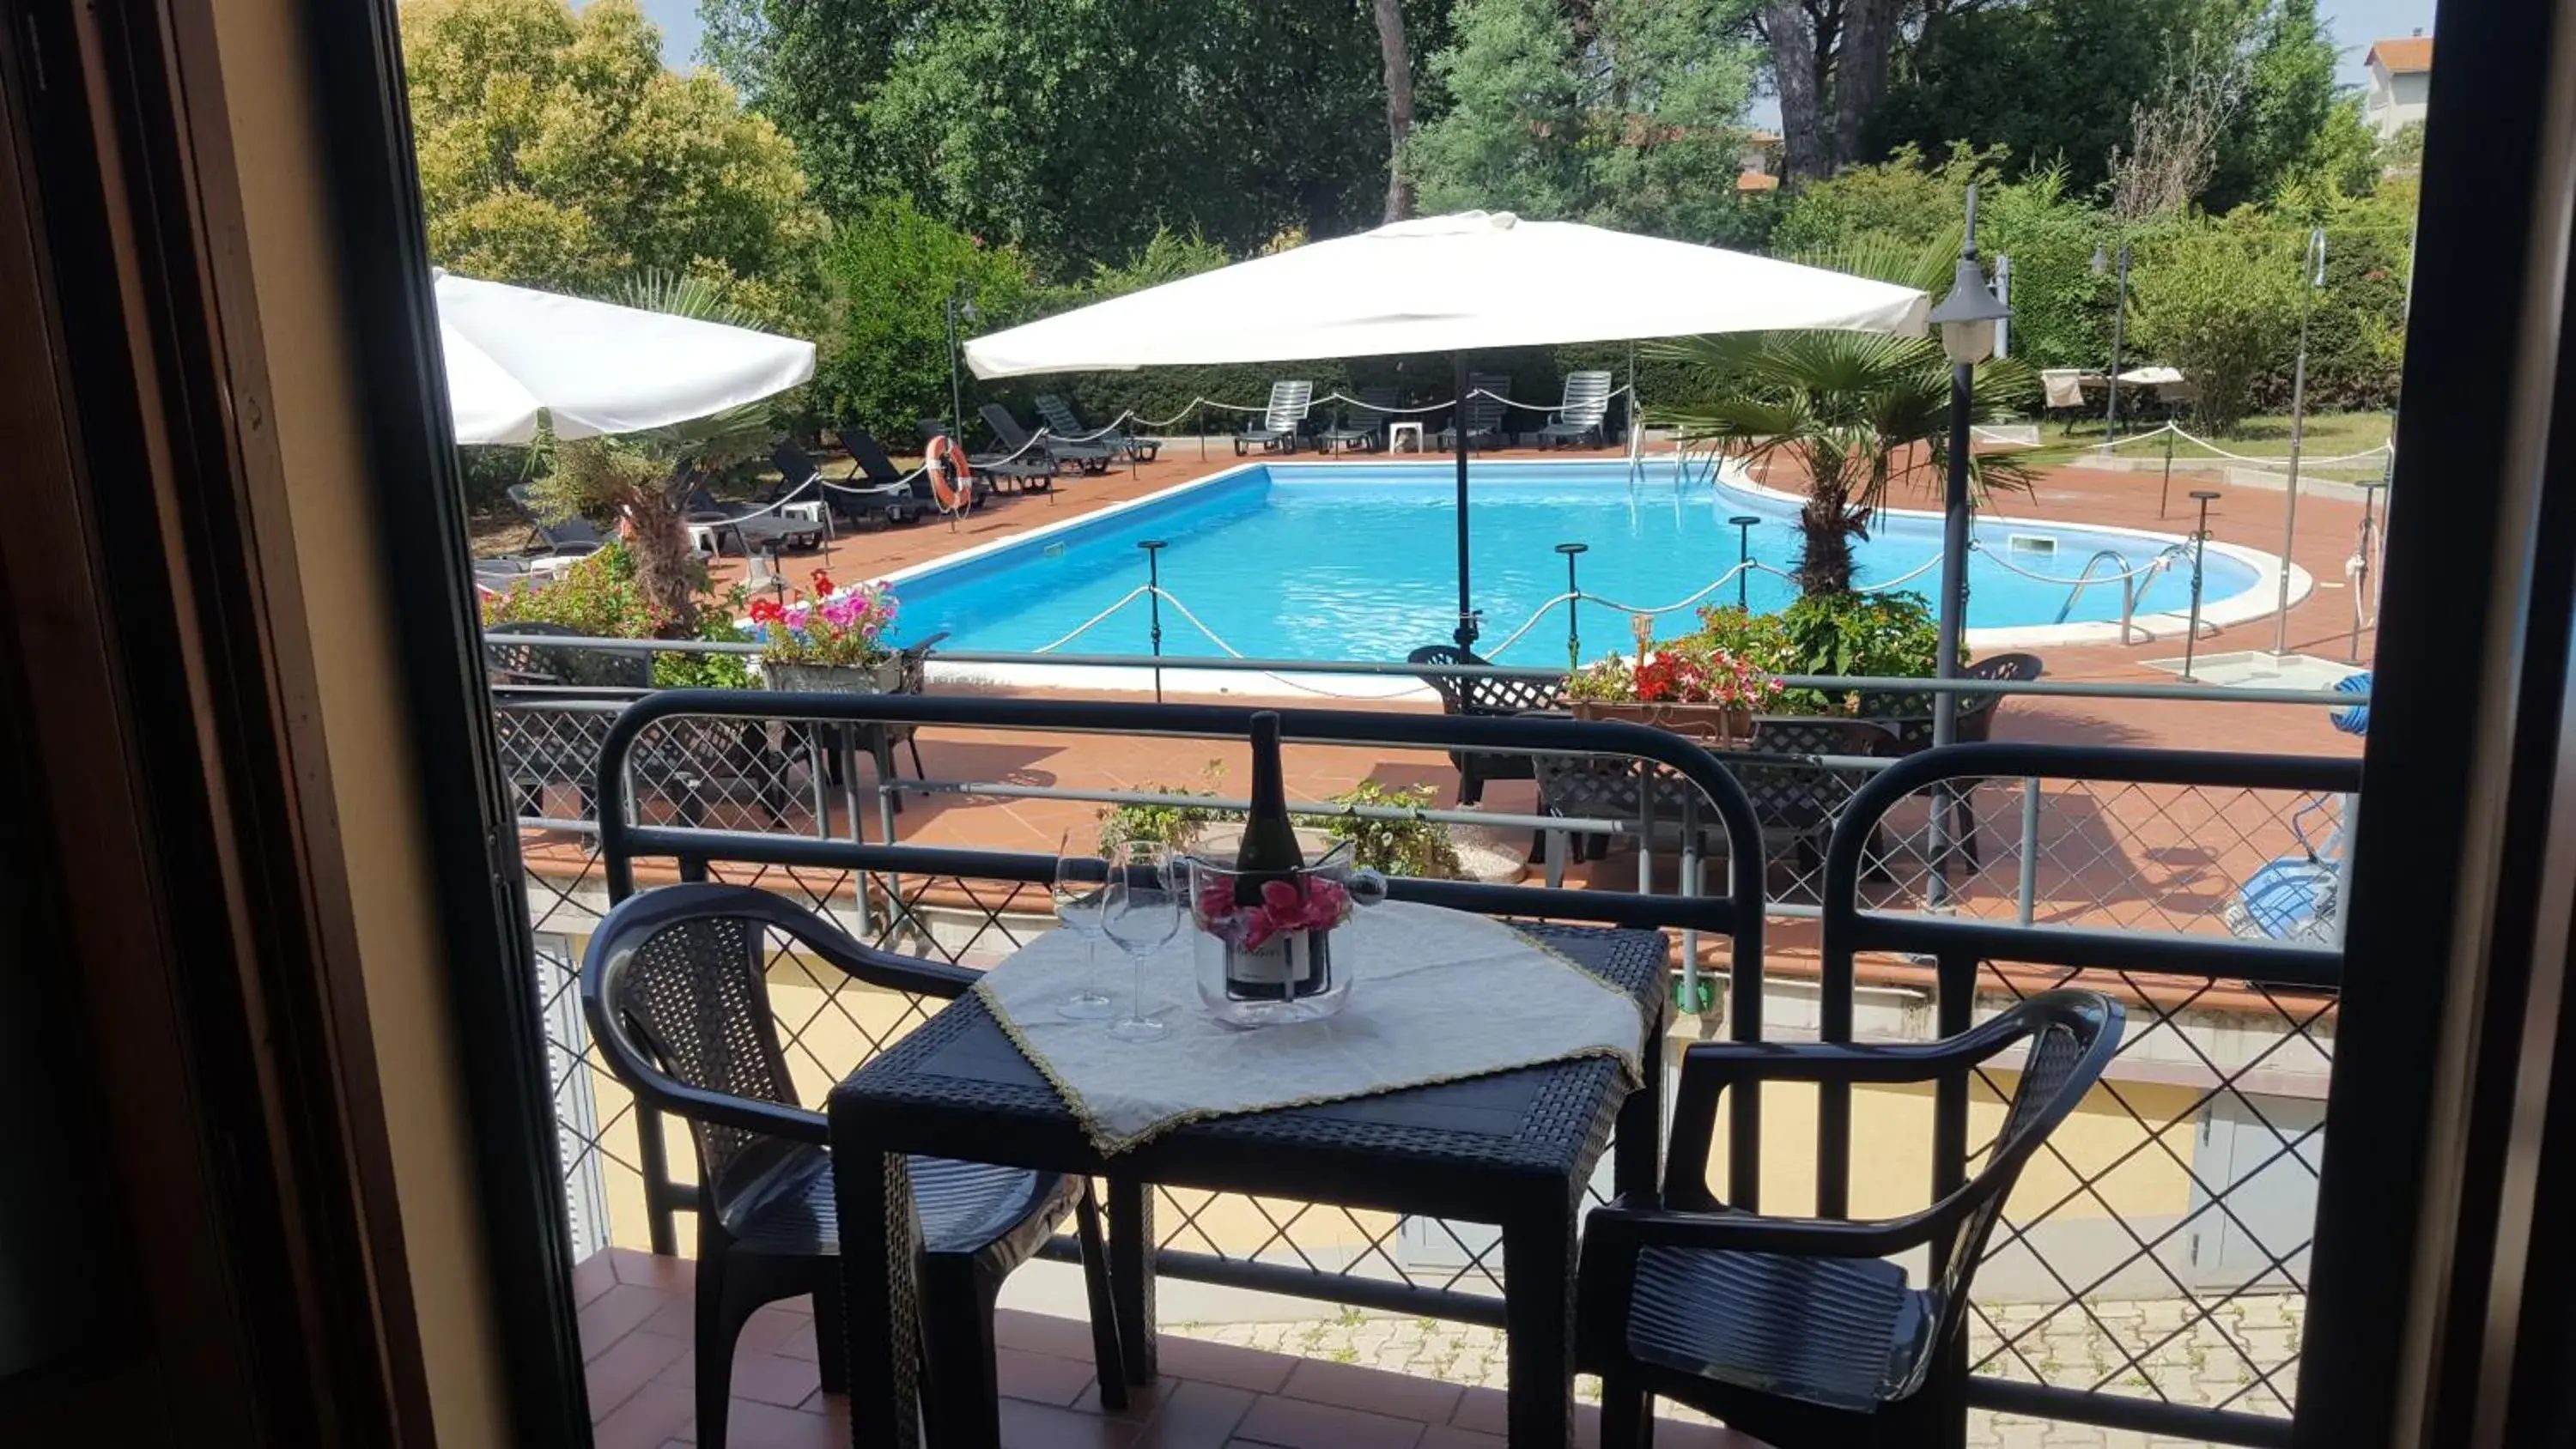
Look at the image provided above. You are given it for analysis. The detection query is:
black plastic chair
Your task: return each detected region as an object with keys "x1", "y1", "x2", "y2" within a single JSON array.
[
  {"x1": 581, "y1": 883, "x2": 1125, "y2": 1449},
  {"x1": 1576, "y1": 989, "x2": 2123, "y2": 1447},
  {"x1": 1406, "y1": 643, "x2": 1563, "y2": 806},
  {"x1": 1858, "y1": 653, "x2": 2046, "y2": 868}
]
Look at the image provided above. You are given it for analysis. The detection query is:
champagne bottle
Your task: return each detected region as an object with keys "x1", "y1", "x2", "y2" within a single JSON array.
[{"x1": 1229, "y1": 712, "x2": 1313, "y2": 1000}]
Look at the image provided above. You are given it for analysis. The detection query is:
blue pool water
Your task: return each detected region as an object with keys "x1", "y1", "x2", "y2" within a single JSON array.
[{"x1": 887, "y1": 461, "x2": 2257, "y2": 665}]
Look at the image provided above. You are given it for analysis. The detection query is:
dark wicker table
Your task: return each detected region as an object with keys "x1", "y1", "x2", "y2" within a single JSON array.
[{"x1": 826, "y1": 922, "x2": 1669, "y2": 1449}]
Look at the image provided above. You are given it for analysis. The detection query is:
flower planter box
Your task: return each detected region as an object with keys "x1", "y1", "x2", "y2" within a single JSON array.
[
  {"x1": 1570, "y1": 700, "x2": 1753, "y2": 744},
  {"x1": 758, "y1": 658, "x2": 907, "y2": 694}
]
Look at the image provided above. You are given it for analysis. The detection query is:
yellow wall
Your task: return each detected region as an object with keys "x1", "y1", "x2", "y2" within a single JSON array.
[
  {"x1": 579, "y1": 942, "x2": 2197, "y2": 1260},
  {"x1": 1709, "y1": 1076, "x2": 2200, "y2": 1223}
]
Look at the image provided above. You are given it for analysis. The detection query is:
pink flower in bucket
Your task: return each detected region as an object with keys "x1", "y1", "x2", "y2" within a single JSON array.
[{"x1": 1196, "y1": 871, "x2": 1355, "y2": 949}]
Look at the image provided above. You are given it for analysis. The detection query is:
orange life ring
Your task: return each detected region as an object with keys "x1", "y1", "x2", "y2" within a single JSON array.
[{"x1": 924, "y1": 434, "x2": 972, "y2": 512}]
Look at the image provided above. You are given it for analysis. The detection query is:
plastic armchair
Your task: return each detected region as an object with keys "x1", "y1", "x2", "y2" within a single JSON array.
[
  {"x1": 580, "y1": 883, "x2": 1125, "y2": 1449},
  {"x1": 1575, "y1": 989, "x2": 2123, "y2": 1449}
]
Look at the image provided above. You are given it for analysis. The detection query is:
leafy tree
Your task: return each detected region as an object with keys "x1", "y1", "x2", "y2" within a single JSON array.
[
  {"x1": 2201, "y1": 0, "x2": 2341, "y2": 212},
  {"x1": 1406, "y1": 0, "x2": 1586, "y2": 218},
  {"x1": 1649, "y1": 331, "x2": 2039, "y2": 594},
  {"x1": 2125, "y1": 214, "x2": 2306, "y2": 429},
  {"x1": 1869, "y1": 0, "x2": 2204, "y2": 196},
  {"x1": 702, "y1": 0, "x2": 1452, "y2": 276},
  {"x1": 1404, "y1": 0, "x2": 1765, "y2": 241},
  {"x1": 811, "y1": 196, "x2": 1045, "y2": 441},
  {"x1": 401, "y1": 0, "x2": 825, "y2": 330}
]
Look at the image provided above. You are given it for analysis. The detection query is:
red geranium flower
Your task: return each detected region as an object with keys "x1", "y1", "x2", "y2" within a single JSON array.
[
  {"x1": 747, "y1": 597, "x2": 783, "y2": 625},
  {"x1": 810, "y1": 569, "x2": 835, "y2": 595}
]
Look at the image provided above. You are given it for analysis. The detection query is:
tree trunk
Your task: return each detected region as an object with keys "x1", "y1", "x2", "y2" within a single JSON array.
[
  {"x1": 1373, "y1": 0, "x2": 1415, "y2": 222},
  {"x1": 1763, "y1": 0, "x2": 1831, "y2": 184},
  {"x1": 1829, "y1": 0, "x2": 1897, "y2": 168},
  {"x1": 1795, "y1": 495, "x2": 1861, "y2": 594},
  {"x1": 623, "y1": 491, "x2": 702, "y2": 634}
]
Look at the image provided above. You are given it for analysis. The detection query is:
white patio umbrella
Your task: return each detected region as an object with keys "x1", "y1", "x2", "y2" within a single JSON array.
[
  {"x1": 961, "y1": 211, "x2": 1928, "y2": 648},
  {"x1": 436, "y1": 270, "x2": 816, "y2": 445}
]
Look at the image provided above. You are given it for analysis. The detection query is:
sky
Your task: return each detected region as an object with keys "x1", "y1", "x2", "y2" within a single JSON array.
[{"x1": 622, "y1": 0, "x2": 2433, "y2": 110}]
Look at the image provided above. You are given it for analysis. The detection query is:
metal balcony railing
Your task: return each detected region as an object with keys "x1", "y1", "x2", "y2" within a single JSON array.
[{"x1": 495, "y1": 648, "x2": 2359, "y2": 1446}]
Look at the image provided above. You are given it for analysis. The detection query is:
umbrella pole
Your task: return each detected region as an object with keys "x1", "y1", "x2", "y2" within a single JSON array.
[{"x1": 1454, "y1": 353, "x2": 1477, "y2": 651}]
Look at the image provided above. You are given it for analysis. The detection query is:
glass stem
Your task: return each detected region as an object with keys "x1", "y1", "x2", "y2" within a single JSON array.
[{"x1": 1129, "y1": 949, "x2": 1147, "y2": 1024}]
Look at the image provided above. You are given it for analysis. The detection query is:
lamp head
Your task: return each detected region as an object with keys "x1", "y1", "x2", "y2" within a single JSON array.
[{"x1": 1928, "y1": 256, "x2": 2010, "y2": 367}]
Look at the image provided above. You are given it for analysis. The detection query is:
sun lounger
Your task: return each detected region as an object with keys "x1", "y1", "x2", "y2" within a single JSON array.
[
  {"x1": 1534, "y1": 370, "x2": 1614, "y2": 448},
  {"x1": 775, "y1": 441, "x2": 910, "y2": 531},
  {"x1": 843, "y1": 428, "x2": 980, "y2": 518},
  {"x1": 1316, "y1": 385, "x2": 1398, "y2": 453},
  {"x1": 1436, "y1": 373, "x2": 1510, "y2": 451},
  {"x1": 920, "y1": 419, "x2": 1046, "y2": 494},
  {"x1": 1035, "y1": 393, "x2": 1160, "y2": 463},
  {"x1": 981, "y1": 403, "x2": 1113, "y2": 476},
  {"x1": 507, "y1": 482, "x2": 607, "y2": 557},
  {"x1": 1234, "y1": 380, "x2": 1314, "y2": 455}
]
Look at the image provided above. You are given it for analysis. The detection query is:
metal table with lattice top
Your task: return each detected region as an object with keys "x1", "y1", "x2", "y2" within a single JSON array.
[{"x1": 825, "y1": 922, "x2": 1668, "y2": 1449}]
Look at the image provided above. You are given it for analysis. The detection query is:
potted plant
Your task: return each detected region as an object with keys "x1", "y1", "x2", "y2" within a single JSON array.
[
  {"x1": 1564, "y1": 615, "x2": 1783, "y2": 742},
  {"x1": 747, "y1": 570, "x2": 908, "y2": 692}
]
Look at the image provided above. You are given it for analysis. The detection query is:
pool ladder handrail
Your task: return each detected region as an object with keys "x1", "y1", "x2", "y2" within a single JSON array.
[{"x1": 2054, "y1": 545, "x2": 2186, "y2": 644}]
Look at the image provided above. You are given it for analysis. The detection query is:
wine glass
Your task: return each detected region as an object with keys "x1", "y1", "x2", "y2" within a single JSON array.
[
  {"x1": 1100, "y1": 842, "x2": 1182, "y2": 1043},
  {"x1": 1051, "y1": 849, "x2": 1117, "y2": 1021}
]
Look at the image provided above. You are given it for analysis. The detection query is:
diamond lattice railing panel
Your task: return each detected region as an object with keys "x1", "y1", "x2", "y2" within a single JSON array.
[
  {"x1": 1952, "y1": 958, "x2": 2328, "y2": 1425},
  {"x1": 1842, "y1": 777, "x2": 2345, "y2": 940}
]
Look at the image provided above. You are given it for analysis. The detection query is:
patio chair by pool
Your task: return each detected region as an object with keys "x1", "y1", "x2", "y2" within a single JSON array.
[
  {"x1": 1534, "y1": 370, "x2": 1614, "y2": 448},
  {"x1": 1576, "y1": 988, "x2": 2123, "y2": 1448},
  {"x1": 1436, "y1": 372, "x2": 1510, "y2": 451},
  {"x1": 1406, "y1": 643, "x2": 1564, "y2": 806},
  {"x1": 982, "y1": 402, "x2": 1114, "y2": 476},
  {"x1": 772, "y1": 440, "x2": 909, "y2": 531},
  {"x1": 1035, "y1": 392, "x2": 1160, "y2": 463},
  {"x1": 1316, "y1": 385, "x2": 1399, "y2": 453},
  {"x1": 506, "y1": 482, "x2": 606, "y2": 557},
  {"x1": 582, "y1": 883, "x2": 1125, "y2": 1449},
  {"x1": 917, "y1": 418, "x2": 1043, "y2": 494},
  {"x1": 683, "y1": 485, "x2": 820, "y2": 555},
  {"x1": 1234, "y1": 380, "x2": 1314, "y2": 455},
  {"x1": 1856, "y1": 652, "x2": 2045, "y2": 870}
]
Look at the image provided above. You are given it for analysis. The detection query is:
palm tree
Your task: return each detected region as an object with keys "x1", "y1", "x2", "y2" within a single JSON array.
[
  {"x1": 523, "y1": 272, "x2": 788, "y2": 630},
  {"x1": 1648, "y1": 325, "x2": 2040, "y2": 597}
]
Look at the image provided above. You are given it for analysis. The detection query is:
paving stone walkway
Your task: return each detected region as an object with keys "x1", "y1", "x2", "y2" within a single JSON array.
[{"x1": 1163, "y1": 1293, "x2": 2305, "y2": 1448}]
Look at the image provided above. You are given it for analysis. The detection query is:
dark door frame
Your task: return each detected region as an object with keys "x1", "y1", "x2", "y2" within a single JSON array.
[
  {"x1": 0, "y1": 0, "x2": 589, "y2": 1440},
  {"x1": 2295, "y1": 0, "x2": 2576, "y2": 1442}
]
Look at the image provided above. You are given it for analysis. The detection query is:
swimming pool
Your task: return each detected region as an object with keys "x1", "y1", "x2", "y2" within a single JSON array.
[{"x1": 887, "y1": 460, "x2": 2275, "y2": 666}]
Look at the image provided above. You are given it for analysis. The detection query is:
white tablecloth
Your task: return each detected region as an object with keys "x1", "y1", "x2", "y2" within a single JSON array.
[{"x1": 975, "y1": 901, "x2": 1649, "y2": 1154}]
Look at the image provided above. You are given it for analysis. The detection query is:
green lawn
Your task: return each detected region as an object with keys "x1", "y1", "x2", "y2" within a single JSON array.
[{"x1": 2026, "y1": 409, "x2": 2396, "y2": 482}]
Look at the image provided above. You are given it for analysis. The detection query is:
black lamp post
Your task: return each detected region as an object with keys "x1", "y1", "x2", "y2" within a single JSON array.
[
  {"x1": 2091, "y1": 240, "x2": 2131, "y2": 446},
  {"x1": 2183, "y1": 492, "x2": 2221, "y2": 682},
  {"x1": 1924, "y1": 186, "x2": 2012, "y2": 753},
  {"x1": 1555, "y1": 542, "x2": 1589, "y2": 671},
  {"x1": 1139, "y1": 539, "x2": 1167, "y2": 702},
  {"x1": 1728, "y1": 516, "x2": 1761, "y2": 610},
  {"x1": 944, "y1": 293, "x2": 978, "y2": 440}
]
